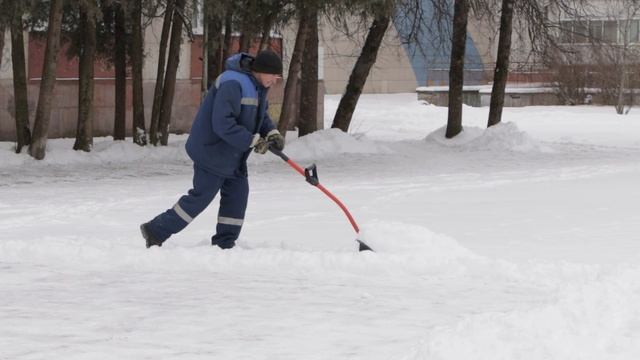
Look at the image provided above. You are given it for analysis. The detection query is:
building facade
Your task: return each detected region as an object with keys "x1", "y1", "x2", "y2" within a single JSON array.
[{"x1": 1, "y1": 1, "x2": 638, "y2": 141}]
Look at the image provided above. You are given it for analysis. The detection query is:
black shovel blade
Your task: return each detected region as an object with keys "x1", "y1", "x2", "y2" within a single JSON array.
[{"x1": 357, "y1": 239, "x2": 374, "y2": 252}]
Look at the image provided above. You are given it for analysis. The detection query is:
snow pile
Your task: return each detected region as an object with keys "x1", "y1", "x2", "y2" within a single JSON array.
[
  {"x1": 324, "y1": 93, "x2": 441, "y2": 141},
  {"x1": 406, "y1": 266, "x2": 640, "y2": 360},
  {"x1": 425, "y1": 125, "x2": 484, "y2": 147},
  {"x1": 1, "y1": 129, "x2": 387, "y2": 167},
  {"x1": 0, "y1": 136, "x2": 190, "y2": 166},
  {"x1": 425, "y1": 122, "x2": 551, "y2": 153},
  {"x1": 0, "y1": 222, "x2": 483, "y2": 276},
  {"x1": 359, "y1": 221, "x2": 480, "y2": 263},
  {"x1": 3, "y1": 94, "x2": 640, "y2": 359},
  {"x1": 281, "y1": 128, "x2": 390, "y2": 160}
]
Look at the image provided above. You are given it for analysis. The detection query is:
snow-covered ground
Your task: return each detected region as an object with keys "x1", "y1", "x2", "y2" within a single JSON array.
[{"x1": 2, "y1": 94, "x2": 640, "y2": 359}]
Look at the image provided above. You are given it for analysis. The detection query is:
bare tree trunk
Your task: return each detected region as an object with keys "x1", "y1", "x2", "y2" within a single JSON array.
[
  {"x1": 238, "y1": 0, "x2": 262, "y2": 53},
  {"x1": 298, "y1": 4, "x2": 318, "y2": 137},
  {"x1": 487, "y1": 0, "x2": 514, "y2": 127},
  {"x1": 10, "y1": 1, "x2": 31, "y2": 153},
  {"x1": 616, "y1": 33, "x2": 629, "y2": 115},
  {"x1": 206, "y1": 9, "x2": 224, "y2": 85},
  {"x1": 158, "y1": 0, "x2": 186, "y2": 146},
  {"x1": 222, "y1": 9, "x2": 232, "y2": 63},
  {"x1": 258, "y1": 12, "x2": 276, "y2": 50},
  {"x1": 258, "y1": 29, "x2": 271, "y2": 51},
  {"x1": 113, "y1": 2, "x2": 127, "y2": 140},
  {"x1": 445, "y1": 0, "x2": 469, "y2": 139},
  {"x1": 626, "y1": 86, "x2": 633, "y2": 115},
  {"x1": 202, "y1": 4, "x2": 209, "y2": 99},
  {"x1": 616, "y1": 67, "x2": 627, "y2": 115},
  {"x1": 29, "y1": 0, "x2": 64, "y2": 160},
  {"x1": 238, "y1": 18, "x2": 252, "y2": 52},
  {"x1": 278, "y1": 12, "x2": 309, "y2": 135},
  {"x1": 131, "y1": 0, "x2": 146, "y2": 145},
  {"x1": 74, "y1": 1, "x2": 97, "y2": 152},
  {"x1": 331, "y1": 9, "x2": 391, "y2": 132},
  {"x1": 0, "y1": 22, "x2": 5, "y2": 69},
  {"x1": 202, "y1": 2, "x2": 223, "y2": 91},
  {"x1": 150, "y1": 0, "x2": 174, "y2": 145},
  {"x1": 238, "y1": 21, "x2": 251, "y2": 52}
]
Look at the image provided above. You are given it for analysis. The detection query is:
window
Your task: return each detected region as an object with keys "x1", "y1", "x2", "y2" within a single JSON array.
[
  {"x1": 629, "y1": 19, "x2": 639, "y2": 43},
  {"x1": 603, "y1": 20, "x2": 618, "y2": 43},
  {"x1": 589, "y1": 20, "x2": 603, "y2": 41},
  {"x1": 574, "y1": 21, "x2": 589, "y2": 43},
  {"x1": 560, "y1": 20, "x2": 573, "y2": 43},
  {"x1": 192, "y1": 0, "x2": 203, "y2": 35},
  {"x1": 560, "y1": 18, "x2": 640, "y2": 45},
  {"x1": 559, "y1": 20, "x2": 590, "y2": 43}
]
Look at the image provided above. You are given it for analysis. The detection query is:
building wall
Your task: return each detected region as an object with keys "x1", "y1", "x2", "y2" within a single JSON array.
[
  {"x1": 143, "y1": 19, "x2": 192, "y2": 81},
  {"x1": 7, "y1": 2, "x2": 629, "y2": 141},
  {"x1": 2, "y1": 7, "x2": 524, "y2": 141},
  {"x1": 278, "y1": 17, "x2": 419, "y2": 96},
  {"x1": 319, "y1": 18, "x2": 418, "y2": 94},
  {"x1": 0, "y1": 20, "x2": 287, "y2": 142},
  {"x1": 379, "y1": 0, "x2": 494, "y2": 87},
  {"x1": 284, "y1": 0, "x2": 636, "y2": 96}
]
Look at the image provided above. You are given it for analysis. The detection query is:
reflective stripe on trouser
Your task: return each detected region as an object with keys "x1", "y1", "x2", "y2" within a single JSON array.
[
  {"x1": 211, "y1": 176, "x2": 249, "y2": 248},
  {"x1": 146, "y1": 165, "x2": 226, "y2": 242}
]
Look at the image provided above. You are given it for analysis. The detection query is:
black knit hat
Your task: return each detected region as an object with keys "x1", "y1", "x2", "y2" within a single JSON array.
[{"x1": 251, "y1": 50, "x2": 283, "y2": 75}]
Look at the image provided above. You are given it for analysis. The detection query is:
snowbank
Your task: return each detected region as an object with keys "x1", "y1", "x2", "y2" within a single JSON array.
[
  {"x1": 0, "y1": 136, "x2": 191, "y2": 167},
  {"x1": 406, "y1": 266, "x2": 640, "y2": 360},
  {"x1": 3, "y1": 94, "x2": 640, "y2": 359},
  {"x1": 250, "y1": 128, "x2": 390, "y2": 165},
  {"x1": 1, "y1": 129, "x2": 388, "y2": 168},
  {"x1": 425, "y1": 122, "x2": 552, "y2": 153},
  {"x1": 0, "y1": 221, "x2": 483, "y2": 276},
  {"x1": 359, "y1": 221, "x2": 480, "y2": 262}
]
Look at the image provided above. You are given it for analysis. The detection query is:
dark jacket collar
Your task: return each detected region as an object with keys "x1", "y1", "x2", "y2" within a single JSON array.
[{"x1": 224, "y1": 53, "x2": 266, "y2": 91}]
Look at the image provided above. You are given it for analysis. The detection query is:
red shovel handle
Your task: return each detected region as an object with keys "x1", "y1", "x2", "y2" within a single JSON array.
[{"x1": 268, "y1": 146, "x2": 360, "y2": 234}]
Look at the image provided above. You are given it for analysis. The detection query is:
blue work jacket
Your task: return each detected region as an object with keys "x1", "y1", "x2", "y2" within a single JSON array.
[{"x1": 186, "y1": 53, "x2": 276, "y2": 177}]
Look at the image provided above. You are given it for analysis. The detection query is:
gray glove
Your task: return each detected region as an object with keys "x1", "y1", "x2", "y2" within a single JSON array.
[
  {"x1": 266, "y1": 130, "x2": 285, "y2": 151},
  {"x1": 253, "y1": 137, "x2": 269, "y2": 154}
]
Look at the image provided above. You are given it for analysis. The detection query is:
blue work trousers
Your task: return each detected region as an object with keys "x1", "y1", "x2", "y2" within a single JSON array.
[{"x1": 146, "y1": 164, "x2": 249, "y2": 248}]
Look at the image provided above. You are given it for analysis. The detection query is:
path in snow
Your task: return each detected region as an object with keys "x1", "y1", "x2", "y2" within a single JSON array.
[{"x1": 2, "y1": 97, "x2": 640, "y2": 359}]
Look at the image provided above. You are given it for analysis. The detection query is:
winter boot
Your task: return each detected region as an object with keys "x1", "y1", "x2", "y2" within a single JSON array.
[
  {"x1": 140, "y1": 223, "x2": 163, "y2": 248},
  {"x1": 211, "y1": 236, "x2": 236, "y2": 250}
]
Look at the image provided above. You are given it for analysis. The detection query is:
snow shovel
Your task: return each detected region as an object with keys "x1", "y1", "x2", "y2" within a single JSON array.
[{"x1": 268, "y1": 145, "x2": 373, "y2": 252}]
